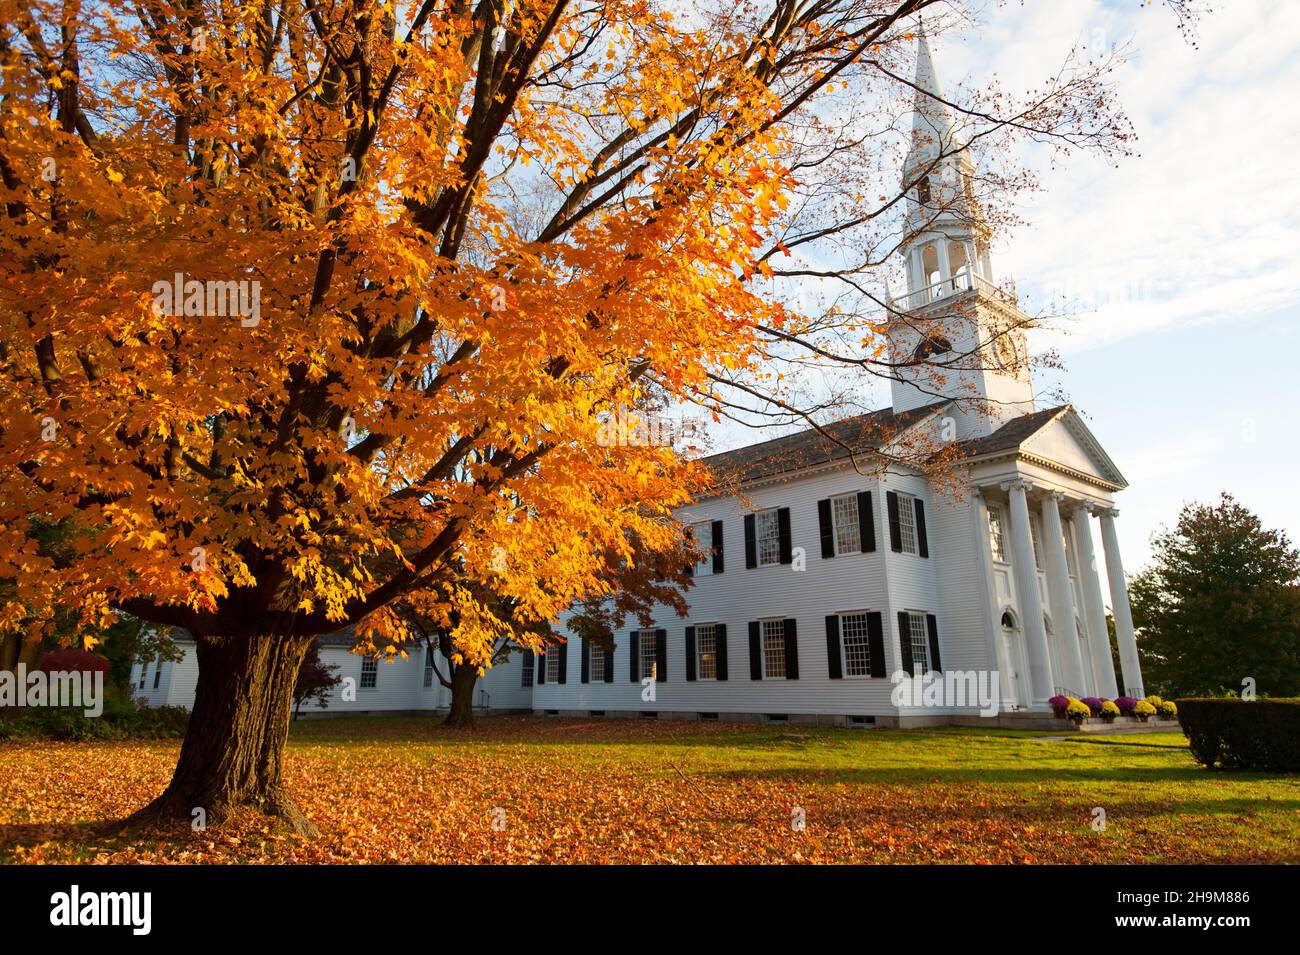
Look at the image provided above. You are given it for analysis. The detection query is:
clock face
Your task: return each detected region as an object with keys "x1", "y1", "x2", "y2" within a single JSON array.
[{"x1": 993, "y1": 328, "x2": 1018, "y2": 370}]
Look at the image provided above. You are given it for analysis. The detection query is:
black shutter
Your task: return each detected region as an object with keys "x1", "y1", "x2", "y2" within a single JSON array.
[
  {"x1": 926, "y1": 614, "x2": 942, "y2": 673},
  {"x1": 715, "y1": 624, "x2": 728, "y2": 681},
  {"x1": 748, "y1": 622, "x2": 762, "y2": 680},
  {"x1": 897, "y1": 611, "x2": 914, "y2": 676},
  {"x1": 744, "y1": 514, "x2": 757, "y2": 568},
  {"x1": 685, "y1": 626, "x2": 697, "y2": 682},
  {"x1": 915, "y1": 498, "x2": 929, "y2": 558},
  {"x1": 887, "y1": 491, "x2": 902, "y2": 552},
  {"x1": 629, "y1": 631, "x2": 640, "y2": 682},
  {"x1": 557, "y1": 640, "x2": 568, "y2": 683},
  {"x1": 777, "y1": 507, "x2": 793, "y2": 564},
  {"x1": 825, "y1": 615, "x2": 842, "y2": 679},
  {"x1": 655, "y1": 628, "x2": 667, "y2": 682},
  {"x1": 858, "y1": 491, "x2": 876, "y2": 552},
  {"x1": 867, "y1": 613, "x2": 886, "y2": 678},
  {"x1": 604, "y1": 647, "x2": 614, "y2": 682},
  {"x1": 818, "y1": 499, "x2": 834, "y2": 558},
  {"x1": 536, "y1": 650, "x2": 546, "y2": 684},
  {"x1": 683, "y1": 525, "x2": 694, "y2": 577},
  {"x1": 783, "y1": 618, "x2": 799, "y2": 679},
  {"x1": 711, "y1": 520, "x2": 725, "y2": 574},
  {"x1": 581, "y1": 638, "x2": 589, "y2": 683}
]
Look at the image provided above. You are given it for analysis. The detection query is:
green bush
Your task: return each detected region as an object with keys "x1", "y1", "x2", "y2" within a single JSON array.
[
  {"x1": 1177, "y1": 698, "x2": 1300, "y2": 772},
  {"x1": 0, "y1": 700, "x2": 190, "y2": 741}
]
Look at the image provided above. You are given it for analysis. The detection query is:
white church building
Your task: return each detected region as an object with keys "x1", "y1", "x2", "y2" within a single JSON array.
[{"x1": 134, "y1": 33, "x2": 1145, "y2": 726}]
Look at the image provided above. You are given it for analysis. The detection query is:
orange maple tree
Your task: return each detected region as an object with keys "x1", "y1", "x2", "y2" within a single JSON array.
[{"x1": 0, "y1": 0, "x2": 1194, "y2": 833}]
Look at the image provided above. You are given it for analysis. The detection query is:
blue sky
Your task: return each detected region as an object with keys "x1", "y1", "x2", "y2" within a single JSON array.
[
  {"x1": 952, "y1": 0, "x2": 1300, "y2": 568},
  {"x1": 706, "y1": 0, "x2": 1300, "y2": 573}
]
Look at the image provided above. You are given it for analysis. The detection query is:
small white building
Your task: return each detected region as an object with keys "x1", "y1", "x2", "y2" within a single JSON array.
[{"x1": 137, "y1": 33, "x2": 1143, "y2": 727}]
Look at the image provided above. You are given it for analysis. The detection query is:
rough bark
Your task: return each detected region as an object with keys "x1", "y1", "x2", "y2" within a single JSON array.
[
  {"x1": 122, "y1": 631, "x2": 319, "y2": 836},
  {"x1": 443, "y1": 662, "x2": 478, "y2": 728}
]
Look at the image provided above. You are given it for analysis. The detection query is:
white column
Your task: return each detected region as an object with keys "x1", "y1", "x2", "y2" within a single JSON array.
[
  {"x1": 1098, "y1": 508, "x2": 1143, "y2": 697},
  {"x1": 1004, "y1": 480, "x2": 1052, "y2": 706},
  {"x1": 936, "y1": 236, "x2": 952, "y2": 294},
  {"x1": 1041, "y1": 493, "x2": 1086, "y2": 695},
  {"x1": 1072, "y1": 505, "x2": 1119, "y2": 698},
  {"x1": 972, "y1": 489, "x2": 1012, "y2": 709}
]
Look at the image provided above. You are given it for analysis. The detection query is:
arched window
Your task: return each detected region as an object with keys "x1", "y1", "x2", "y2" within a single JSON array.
[
  {"x1": 917, "y1": 175, "x2": 932, "y2": 206},
  {"x1": 1000, "y1": 610, "x2": 1017, "y2": 631},
  {"x1": 913, "y1": 333, "x2": 952, "y2": 361}
]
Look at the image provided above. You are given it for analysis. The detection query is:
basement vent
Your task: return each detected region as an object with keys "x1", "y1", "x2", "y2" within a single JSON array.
[
  {"x1": 543, "y1": 709, "x2": 560, "y2": 716},
  {"x1": 847, "y1": 715, "x2": 876, "y2": 728},
  {"x1": 698, "y1": 712, "x2": 719, "y2": 721},
  {"x1": 764, "y1": 714, "x2": 789, "y2": 724},
  {"x1": 639, "y1": 711, "x2": 659, "y2": 720},
  {"x1": 588, "y1": 710, "x2": 605, "y2": 717}
]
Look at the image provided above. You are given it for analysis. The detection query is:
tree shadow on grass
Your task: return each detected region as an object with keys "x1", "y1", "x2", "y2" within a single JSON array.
[{"x1": 699, "y1": 764, "x2": 1300, "y2": 789}]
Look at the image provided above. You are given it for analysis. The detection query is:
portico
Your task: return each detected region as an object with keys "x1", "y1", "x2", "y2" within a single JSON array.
[{"x1": 972, "y1": 466, "x2": 1141, "y2": 710}]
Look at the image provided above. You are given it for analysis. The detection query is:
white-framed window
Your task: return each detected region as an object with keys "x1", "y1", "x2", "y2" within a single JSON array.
[
  {"x1": 696, "y1": 624, "x2": 717, "y2": 680},
  {"x1": 987, "y1": 503, "x2": 1008, "y2": 563},
  {"x1": 589, "y1": 641, "x2": 605, "y2": 682},
  {"x1": 897, "y1": 492, "x2": 918, "y2": 554},
  {"x1": 756, "y1": 509, "x2": 781, "y2": 566},
  {"x1": 692, "y1": 521, "x2": 713, "y2": 575},
  {"x1": 761, "y1": 618, "x2": 786, "y2": 678},
  {"x1": 546, "y1": 651, "x2": 562, "y2": 682},
  {"x1": 1029, "y1": 515, "x2": 1045, "y2": 571},
  {"x1": 839, "y1": 612, "x2": 873, "y2": 677},
  {"x1": 831, "y1": 494, "x2": 860, "y2": 555},
  {"x1": 360, "y1": 657, "x2": 378, "y2": 689},
  {"x1": 521, "y1": 654, "x2": 534, "y2": 688},
  {"x1": 638, "y1": 629, "x2": 657, "y2": 680},
  {"x1": 423, "y1": 650, "x2": 435, "y2": 688},
  {"x1": 906, "y1": 611, "x2": 930, "y2": 672}
]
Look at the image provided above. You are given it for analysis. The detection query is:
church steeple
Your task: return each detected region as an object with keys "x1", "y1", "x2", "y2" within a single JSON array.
[{"x1": 888, "y1": 27, "x2": 1036, "y2": 438}]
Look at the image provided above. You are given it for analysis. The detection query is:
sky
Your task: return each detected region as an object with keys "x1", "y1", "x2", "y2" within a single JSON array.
[
  {"x1": 709, "y1": 0, "x2": 1300, "y2": 574},
  {"x1": 948, "y1": 0, "x2": 1300, "y2": 570}
]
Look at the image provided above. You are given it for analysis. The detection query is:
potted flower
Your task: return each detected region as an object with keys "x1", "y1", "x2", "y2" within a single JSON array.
[
  {"x1": 1115, "y1": 695, "x2": 1138, "y2": 716},
  {"x1": 1048, "y1": 694, "x2": 1070, "y2": 718},
  {"x1": 1157, "y1": 699, "x2": 1178, "y2": 720},
  {"x1": 1145, "y1": 695, "x2": 1164, "y2": 710},
  {"x1": 1134, "y1": 700, "x2": 1156, "y2": 722},
  {"x1": 1081, "y1": 696, "x2": 1105, "y2": 718},
  {"x1": 1100, "y1": 700, "x2": 1120, "y2": 722},
  {"x1": 1066, "y1": 698, "x2": 1090, "y2": 725}
]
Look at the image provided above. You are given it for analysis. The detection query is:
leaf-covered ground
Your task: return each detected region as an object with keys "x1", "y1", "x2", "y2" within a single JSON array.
[{"x1": 2, "y1": 716, "x2": 1297, "y2": 863}]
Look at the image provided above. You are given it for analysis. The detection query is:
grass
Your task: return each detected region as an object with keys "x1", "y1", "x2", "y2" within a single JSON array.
[{"x1": 1, "y1": 715, "x2": 1296, "y2": 863}]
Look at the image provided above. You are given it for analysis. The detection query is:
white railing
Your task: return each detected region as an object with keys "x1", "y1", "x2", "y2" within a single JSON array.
[{"x1": 891, "y1": 271, "x2": 1016, "y2": 312}]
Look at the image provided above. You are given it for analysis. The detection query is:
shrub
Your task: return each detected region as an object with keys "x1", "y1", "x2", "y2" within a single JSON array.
[
  {"x1": 1048, "y1": 694, "x2": 1070, "y2": 717},
  {"x1": 1081, "y1": 696, "x2": 1105, "y2": 717},
  {"x1": 1115, "y1": 695, "x2": 1138, "y2": 715},
  {"x1": 1158, "y1": 700, "x2": 1178, "y2": 719},
  {"x1": 1066, "y1": 699, "x2": 1090, "y2": 723},
  {"x1": 1100, "y1": 700, "x2": 1120, "y2": 719},
  {"x1": 1134, "y1": 701, "x2": 1156, "y2": 720},
  {"x1": 1177, "y1": 698, "x2": 1300, "y2": 772},
  {"x1": 37, "y1": 648, "x2": 110, "y2": 676}
]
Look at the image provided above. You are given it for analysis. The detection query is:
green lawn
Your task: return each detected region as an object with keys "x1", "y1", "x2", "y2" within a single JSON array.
[{"x1": 1, "y1": 716, "x2": 1296, "y2": 863}]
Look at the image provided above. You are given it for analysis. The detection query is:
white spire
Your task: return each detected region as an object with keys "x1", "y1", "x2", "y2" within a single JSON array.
[{"x1": 909, "y1": 23, "x2": 955, "y2": 166}]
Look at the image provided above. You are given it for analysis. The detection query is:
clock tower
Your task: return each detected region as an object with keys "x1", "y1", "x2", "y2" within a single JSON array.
[{"x1": 888, "y1": 28, "x2": 1036, "y2": 439}]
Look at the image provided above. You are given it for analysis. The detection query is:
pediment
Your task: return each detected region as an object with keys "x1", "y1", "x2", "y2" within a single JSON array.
[{"x1": 1021, "y1": 410, "x2": 1126, "y2": 488}]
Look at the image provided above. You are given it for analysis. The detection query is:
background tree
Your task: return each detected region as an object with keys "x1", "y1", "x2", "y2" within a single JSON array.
[
  {"x1": 1131, "y1": 493, "x2": 1300, "y2": 698},
  {"x1": 401, "y1": 526, "x2": 698, "y2": 727},
  {"x1": 292, "y1": 641, "x2": 342, "y2": 720},
  {"x1": 0, "y1": 0, "x2": 1199, "y2": 833}
]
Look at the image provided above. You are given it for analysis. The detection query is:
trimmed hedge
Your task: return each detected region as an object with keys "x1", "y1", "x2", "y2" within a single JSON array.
[{"x1": 1177, "y1": 698, "x2": 1300, "y2": 772}]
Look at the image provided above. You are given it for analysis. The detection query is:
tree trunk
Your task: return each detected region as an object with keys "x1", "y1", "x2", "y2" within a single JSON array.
[
  {"x1": 443, "y1": 663, "x2": 478, "y2": 728},
  {"x1": 123, "y1": 631, "x2": 318, "y2": 836}
]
